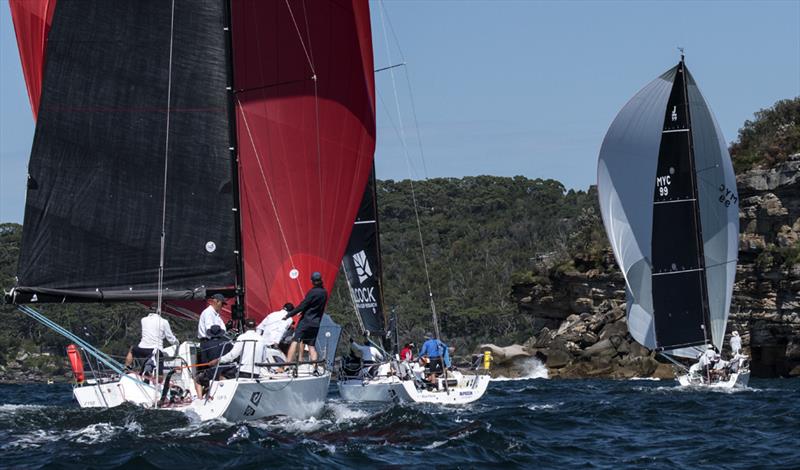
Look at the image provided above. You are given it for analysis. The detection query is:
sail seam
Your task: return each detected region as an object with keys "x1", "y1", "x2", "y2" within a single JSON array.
[{"x1": 652, "y1": 268, "x2": 703, "y2": 276}]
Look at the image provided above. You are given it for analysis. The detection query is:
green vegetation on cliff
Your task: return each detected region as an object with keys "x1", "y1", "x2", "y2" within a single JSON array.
[
  {"x1": 1, "y1": 177, "x2": 598, "y2": 361},
  {"x1": 730, "y1": 97, "x2": 800, "y2": 173}
]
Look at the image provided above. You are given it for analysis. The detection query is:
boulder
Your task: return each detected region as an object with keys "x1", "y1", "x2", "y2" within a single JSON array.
[
  {"x1": 544, "y1": 349, "x2": 572, "y2": 369},
  {"x1": 477, "y1": 344, "x2": 530, "y2": 365},
  {"x1": 599, "y1": 321, "x2": 628, "y2": 340}
]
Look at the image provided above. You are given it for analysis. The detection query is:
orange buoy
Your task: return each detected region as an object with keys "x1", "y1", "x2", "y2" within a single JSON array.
[{"x1": 66, "y1": 344, "x2": 85, "y2": 383}]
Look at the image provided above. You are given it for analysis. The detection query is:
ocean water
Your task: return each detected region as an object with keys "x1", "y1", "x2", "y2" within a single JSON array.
[{"x1": 0, "y1": 374, "x2": 797, "y2": 469}]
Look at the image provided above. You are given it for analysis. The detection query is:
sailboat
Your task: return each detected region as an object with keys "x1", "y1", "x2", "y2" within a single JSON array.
[
  {"x1": 6, "y1": 0, "x2": 377, "y2": 418},
  {"x1": 337, "y1": 168, "x2": 490, "y2": 404},
  {"x1": 597, "y1": 54, "x2": 749, "y2": 389}
]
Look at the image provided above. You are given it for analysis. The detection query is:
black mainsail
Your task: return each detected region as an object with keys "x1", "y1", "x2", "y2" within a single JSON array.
[
  {"x1": 12, "y1": 1, "x2": 236, "y2": 303},
  {"x1": 341, "y1": 167, "x2": 389, "y2": 346}
]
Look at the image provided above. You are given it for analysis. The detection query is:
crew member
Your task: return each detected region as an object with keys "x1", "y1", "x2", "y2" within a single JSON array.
[
  {"x1": 349, "y1": 337, "x2": 384, "y2": 363},
  {"x1": 208, "y1": 318, "x2": 266, "y2": 378},
  {"x1": 284, "y1": 272, "x2": 328, "y2": 364},
  {"x1": 418, "y1": 332, "x2": 448, "y2": 384},
  {"x1": 730, "y1": 331, "x2": 742, "y2": 355},
  {"x1": 400, "y1": 342, "x2": 415, "y2": 362},
  {"x1": 194, "y1": 325, "x2": 233, "y2": 397},
  {"x1": 125, "y1": 308, "x2": 179, "y2": 374},
  {"x1": 257, "y1": 303, "x2": 294, "y2": 348},
  {"x1": 198, "y1": 294, "x2": 227, "y2": 341}
]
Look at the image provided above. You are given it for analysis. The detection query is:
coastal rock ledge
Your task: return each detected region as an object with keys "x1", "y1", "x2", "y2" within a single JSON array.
[{"x1": 509, "y1": 154, "x2": 800, "y2": 379}]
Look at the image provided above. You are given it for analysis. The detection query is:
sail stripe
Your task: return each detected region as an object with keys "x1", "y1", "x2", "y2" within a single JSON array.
[
  {"x1": 652, "y1": 268, "x2": 703, "y2": 276},
  {"x1": 653, "y1": 198, "x2": 697, "y2": 205}
]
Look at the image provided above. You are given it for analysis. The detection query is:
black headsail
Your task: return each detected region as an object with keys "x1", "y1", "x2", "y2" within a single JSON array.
[
  {"x1": 650, "y1": 58, "x2": 711, "y2": 349},
  {"x1": 341, "y1": 167, "x2": 389, "y2": 348},
  {"x1": 9, "y1": 1, "x2": 236, "y2": 303}
]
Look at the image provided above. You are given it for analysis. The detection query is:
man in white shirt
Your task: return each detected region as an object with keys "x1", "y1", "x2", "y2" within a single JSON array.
[
  {"x1": 257, "y1": 303, "x2": 294, "y2": 347},
  {"x1": 198, "y1": 294, "x2": 227, "y2": 341},
  {"x1": 209, "y1": 318, "x2": 267, "y2": 378},
  {"x1": 349, "y1": 337, "x2": 384, "y2": 363},
  {"x1": 125, "y1": 309, "x2": 179, "y2": 372},
  {"x1": 730, "y1": 331, "x2": 742, "y2": 355}
]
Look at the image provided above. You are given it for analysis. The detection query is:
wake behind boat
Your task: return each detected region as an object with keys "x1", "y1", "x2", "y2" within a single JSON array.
[{"x1": 597, "y1": 53, "x2": 749, "y2": 390}]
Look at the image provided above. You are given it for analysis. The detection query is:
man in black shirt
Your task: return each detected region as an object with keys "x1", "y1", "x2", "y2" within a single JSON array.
[{"x1": 284, "y1": 271, "x2": 328, "y2": 365}]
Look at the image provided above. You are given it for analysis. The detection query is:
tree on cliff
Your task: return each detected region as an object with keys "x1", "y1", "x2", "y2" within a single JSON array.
[{"x1": 730, "y1": 97, "x2": 800, "y2": 172}]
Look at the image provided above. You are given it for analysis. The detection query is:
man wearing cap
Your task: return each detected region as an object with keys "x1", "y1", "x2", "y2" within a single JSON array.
[
  {"x1": 284, "y1": 272, "x2": 328, "y2": 364},
  {"x1": 198, "y1": 294, "x2": 227, "y2": 341}
]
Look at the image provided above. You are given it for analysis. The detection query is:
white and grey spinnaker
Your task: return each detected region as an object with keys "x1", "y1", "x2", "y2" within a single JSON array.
[{"x1": 597, "y1": 58, "x2": 738, "y2": 356}]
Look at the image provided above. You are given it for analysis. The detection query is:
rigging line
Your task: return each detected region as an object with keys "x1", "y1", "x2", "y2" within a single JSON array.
[
  {"x1": 299, "y1": 0, "x2": 325, "y2": 255},
  {"x1": 377, "y1": 0, "x2": 439, "y2": 339},
  {"x1": 284, "y1": 0, "x2": 315, "y2": 76},
  {"x1": 377, "y1": 0, "x2": 429, "y2": 178},
  {"x1": 377, "y1": 90, "x2": 421, "y2": 177},
  {"x1": 156, "y1": 0, "x2": 177, "y2": 318},
  {"x1": 236, "y1": 96, "x2": 302, "y2": 292},
  {"x1": 403, "y1": 65, "x2": 430, "y2": 179}
]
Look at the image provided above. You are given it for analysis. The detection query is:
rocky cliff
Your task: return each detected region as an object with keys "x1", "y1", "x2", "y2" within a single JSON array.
[{"x1": 509, "y1": 154, "x2": 800, "y2": 379}]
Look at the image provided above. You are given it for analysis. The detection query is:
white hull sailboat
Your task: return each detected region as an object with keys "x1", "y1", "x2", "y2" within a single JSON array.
[
  {"x1": 338, "y1": 361, "x2": 490, "y2": 405},
  {"x1": 70, "y1": 342, "x2": 331, "y2": 420},
  {"x1": 7, "y1": 0, "x2": 378, "y2": 420},
  {"x1": 676, "y1": 370, "x2": 750, "y2": 389},
  {"x1": 597, "y1": 54, "x2": 748, "y2": 388}
]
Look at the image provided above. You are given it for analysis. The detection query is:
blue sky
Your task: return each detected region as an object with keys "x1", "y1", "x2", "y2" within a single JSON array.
[{"x1": 1, "y1": 1, "x2": 799, "y2": 223}]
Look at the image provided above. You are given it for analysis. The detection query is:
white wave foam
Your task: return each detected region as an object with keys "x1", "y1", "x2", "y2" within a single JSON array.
[
  {"x1": 226, "y1": 425, "x2": 250, "y2": 445},
  {"x1": 491, "y1": 358, "x2": 549, "y2": 381},
  {"x1": 0, "y1": 403, "x2": 45, "y2": 413},
  {"x1": 327, "y1": 401, "x2": 370, "y2": 423},
  {"x1": 73, "y1": 422, "x2": 121, "y2": 444},
  {"x1": 526, "y1": 401, "x2": 563, "y2": 411},
  {"x1": 628, "y1": 377, "x2": 661, "y2": 381},
  {"x1": 2, "y1": 430, "x2": 60, "y2": 449},
  {"x1": 422, "y1": 427, "x2": 480, "y2": 449}
]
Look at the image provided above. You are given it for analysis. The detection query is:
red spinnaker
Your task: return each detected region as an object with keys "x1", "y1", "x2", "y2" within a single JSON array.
[
  {"x1": 8, "y1": 0, "x2": 56, "y2": 119},
  {"x1": 231, "y1": 0, "x2": 376, "y2": 322}
]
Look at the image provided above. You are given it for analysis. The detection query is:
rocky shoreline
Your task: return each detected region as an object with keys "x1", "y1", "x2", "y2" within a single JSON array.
[{"x1": 498, "y1": 154, "x2": 800, "y2": 380}]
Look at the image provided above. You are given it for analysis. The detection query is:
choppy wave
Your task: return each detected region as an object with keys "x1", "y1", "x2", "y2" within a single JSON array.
[
  {"x1": 0, "y1": 379, "x2": 797, "y2": 468},
  {"x1": 491, "y1": 358, "x2": 549, "y2": 381}
]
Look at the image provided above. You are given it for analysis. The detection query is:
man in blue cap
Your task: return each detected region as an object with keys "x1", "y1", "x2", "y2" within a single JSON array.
[{"x1": 284, "y1": 272, "x2": 328, "y2": 365}]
